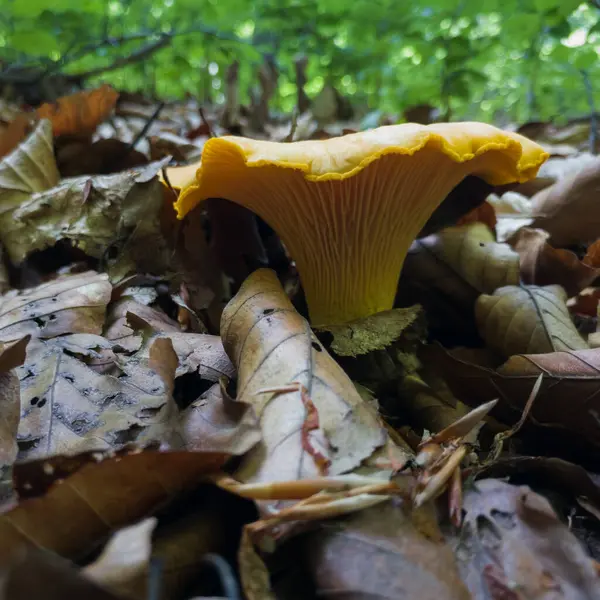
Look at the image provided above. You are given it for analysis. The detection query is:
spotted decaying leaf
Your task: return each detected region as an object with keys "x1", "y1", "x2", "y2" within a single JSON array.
[
  {"x1": 36, "y1": 85, "x2": 119, "y2": 137},
  {"x1": 299, "y1": 499, "x2": 471, "y2": 600},
  {"x1": 0, "y1": 271, "x2": 112, "y2": 343},
  {"x1": 0, "y1": 448, "x2": 227, "y2": 559},
  {"x1": 222, "y1": 269, "x2": 391, "y2": 492},
  {"x1": 450, "y1": 479, "x2": 600, "y2": 599},
  {"x1": 475, "y1": 284, "x2": 589, "y2": 358},
  {"x1": 16, "y1": 336, "x2": 179, "y2": 459}
]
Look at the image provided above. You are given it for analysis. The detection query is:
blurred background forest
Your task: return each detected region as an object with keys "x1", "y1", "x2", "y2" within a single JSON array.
[{"x1": 1, "y1": 0, "x2": 600, "y2": 125}]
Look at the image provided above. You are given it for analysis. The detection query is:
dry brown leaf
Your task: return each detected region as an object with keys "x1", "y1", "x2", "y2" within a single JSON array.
[
  {"x1": 0, "y1": 337, "x2": 30, "y2": 501},
  {"x1": 451, "y1": 479, "x2": 600, "y2": 598},
  {"x1": 0, "y1": 120, "x2": 59, "y2": 225},
  {"x1": 36, "y1": 85, "x2": 119, "y2": 136},
  {"x1": 406, "y1": 223, "x2": 520, "y2": 297},
  {"x1": 475, "y1": 285, "x2": 589, "y2": 357},
  {"x1": 487, "y1": 190, "x2": 534, "y2": 242},
  {"x1": 584, "y1": 239, "x2": 600, "y2": 268},
  {"x1": 298, "y1": 499, "x2": 470, "y2": 600},
  {"x1": 113, "y1": 493, "x2": 236, "y2": 600},
  {"x1": 83, "y1": 518, "x2": 157, "y2": 597},
  {"x1": 0, "y1": 542, "x2": 121, "y2": 600},
  {"x1": 0, "y1": 448, "x2": 227, "y2": 559},
  {"x1": 222, "y1": 269, "x2": 388, "y2": 487},
  {"x1": 0, "y1": 113, "x2": 34, "y2": 160},
  {"x1": 510, "y1": 227, "x2": 600, "y2": 297},
  {"x1": 0, "y1": 271, "x2": 111, "y2": 343},
  {"x1": 424, "y1": 343, "x2": 600, "y2": 453},
  {"x1": 455, "y1": 200, "x2": 497, "y2": 235},
  {"x1": 400, "y1": 222, "x2": 519, "y2": 344},
  {"x1": 0, "y1": 159, "x2": 170, "y2": 270},
  {"x1": 531, "y1": 156, "x2": 600, "y2": 246},
  {"x1": 16, "y1": 336, "x2": 180, "y2": 459}
]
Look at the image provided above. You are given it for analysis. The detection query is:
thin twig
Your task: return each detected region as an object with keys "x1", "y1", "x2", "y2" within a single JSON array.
[
  {"x1": 128, "y1": 101, "x2": 165, "y2": 152},
  {"x1": 581, "y1": 69, "x2": 598, "y2": 154}
]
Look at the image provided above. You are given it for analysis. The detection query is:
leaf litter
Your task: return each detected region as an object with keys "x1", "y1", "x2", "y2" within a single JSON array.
[{"x1": 0, "y1": 80, "x2": 597, "y2": 600}]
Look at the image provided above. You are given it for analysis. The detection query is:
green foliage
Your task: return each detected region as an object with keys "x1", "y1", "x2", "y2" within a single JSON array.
[{"x1": 1, "y1": 0, "x2": 600, "y2": 122}]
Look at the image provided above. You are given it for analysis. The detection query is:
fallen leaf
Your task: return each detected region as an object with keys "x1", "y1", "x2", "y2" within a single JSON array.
[
  {"x1": 475, "y1": 285, "x2": 589, "y2": 357},
  {"x1": 475, "y1": 455, "x2": 600, "y2": 510},
  {"x1": 509, "y1": 228, "x2": 600, "y2": 297},
  {"x1": 450, "y1": 479, "x2": 600, "y2": 599},
  {"x1": 112, "y1": 490, "x2": 238, "y2": 600},
  {"x1": 455, "y1": 200, "x2": 497, "y2": 235},
  {"x1": 531, "y1": 156, "x2": 600, "y2": 246},
  {"x1": 406, "y1": 223, "x2": 520, "y2": 297},
  {"x1": 15, "y1": 335, "x2": 180, "y2": 459},
  {"x1": 322, "y1": 305, "x2": 423, "y2": 357},
  {"x1": 0, "y1": 542, "x2": 121, "y2": 600},
  {"x1": 0, "y1": 159, "x2": 170, "y2": 271},
  {"x1": 180, "y1": 383, "x2": 261, "y2": 456},
  {"x1": 399, "y1": 222, "x2": 519, "y2": 344},
  {"x1": 487, "y1": 190, "x2": 534, "y2": 242},
  {"x1": 222, "y1": 269, "x2": 388, "y2": 487},
  {"x1": 0, "y1": 271, "x2": 111, "y2": 343},
  {"x1": 0, "y1": 337, "x2": 30, "y2": 502},
  {"x1": 56, "y1": 137, "x2": 148, "y2": 178},
  {"x1": 424, "y1": 343, "x2": 600, "y2": 454},
  {"x1": 299, "y1": 499, "x2": 470, "y2": 600},
  {"x1": 584, "y1": 239, "x2": 600, "y2": 269},
  {"x1": 83, "y1": 518, "x2": 157, "y2": 597},
  {"x1": 568, "y1": 287, "x2": 600, "y2": 318},
  {"x1": 36, "y1": 85, "x2": 119, "y2": 136},
  {"x1": 0, "y1": 120, "x2": 59, "y2": 225},
  {"x1": 2, "y1": 448, "x2": 227, "y2": 558},
  {"x1": 0, "y1": 113, "x2": 34, "y2": 160}
]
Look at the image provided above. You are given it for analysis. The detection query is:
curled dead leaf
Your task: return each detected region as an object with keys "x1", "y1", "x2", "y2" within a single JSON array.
[
  {"x1": 36, "y1": 85, "x2": 119, "y2": 136},
  {"x1": 510, "y1": 227, "x2": 600, "y2": 297},
  {"x1": 475, "y1": 285, "x2": 589, "y2": 357},
  {"x1": 221, "y1": 269, "x2": 388, "y2": 489},
  {"x1": 0, "y1": 120, "x2": 59, "y2": 222},
  {"x1": 1, "y1": 448, "x2": 227, "y2": 558},
  {"x1": 450, "y1": 479, "x2": 600, "y2": 598},
  {"x1": 531, "y1": 156, "x2": 600, "y2": 246},
  {"x1": 425, "y1": 343, "x2": 600, "y2": 454}
]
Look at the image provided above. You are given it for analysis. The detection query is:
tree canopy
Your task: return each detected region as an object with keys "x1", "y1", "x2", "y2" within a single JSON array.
[{"x1": 2, "y1": 0, "x2": 600, "y2": 122}]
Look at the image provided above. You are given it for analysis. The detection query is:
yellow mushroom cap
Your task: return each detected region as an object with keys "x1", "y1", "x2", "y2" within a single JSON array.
[{"x1": 175, "y1": 122, "x2": 548, "y2": 327}]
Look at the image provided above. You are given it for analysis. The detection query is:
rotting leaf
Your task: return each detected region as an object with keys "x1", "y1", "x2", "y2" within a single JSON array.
[
  {"x1": 180, "y1": 382, "x2": 261, "y2": 456},
  {"x1": 36, "y1": 85, "x2": 119, "y2": 137},
  {"x1": 475, "y1": 285, "x2": 589, "y2": 357},
  {"x1": 221, "y1": 269, "x2": 389, "y2": 487},
  {"x1": 0, "y1": 448, "x2": 227, "y2": 559},
  {"x1": 0, "y1": 159, "x2": 170, "y2": 271},
  {"x1": 487, "y1": 190, "x2": 534, "y2": 242},
  {"x1": 450, "y1": 479, "x2": 600, "y2": 599},
  {"x1": 424, "y1": 343, "x2": 600, "y2": 454},
  {"x1": 399, "y1": 222, "x2": 519, "y2": 344},
  {"x1": 0, "y1": 113, "x2": 34, "y2": 160},
  {"x1": 0, "y1": 541, "x2": 122, "y2": 600},
  {"x1": 407, "y1": 223, "x2": 520, "y2": 295},
  {"x1": 509, "y1": 227, "x2": 600, "y2": 297},
  {"x1": 0, "y1": 120, "x2": 59, "y2": 221},
  {"x1": 531, "y1": 155, "x2": 600, "y2": 246},
  {"x1": 83, "y1": 518, "x2": 157, "y2": 598},
  {"x1": 321, "y1": 305, "x2": 423, "y2": 357},
  {"x1": 0, "y1": 271, "x2": 111, "y2": 343},
  {"x1": 455, "y1": 199, "x2": 497, "y2": 235},
  {"x1": 298, "y1": 499, "x2": 470, "y2": 600},
  {"x1": 16, "y1": 335, "x2": 177, "y2": 459}
]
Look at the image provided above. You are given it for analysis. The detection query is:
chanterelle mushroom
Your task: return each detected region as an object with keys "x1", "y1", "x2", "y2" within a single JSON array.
[{"x1": 175, "y1": 123, "x2": 548, "y2": 327}]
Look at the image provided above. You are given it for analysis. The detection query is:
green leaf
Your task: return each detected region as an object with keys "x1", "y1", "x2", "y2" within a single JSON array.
[{"x1": 573, "y1": 47, "x2": 598, "y2": 70}]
